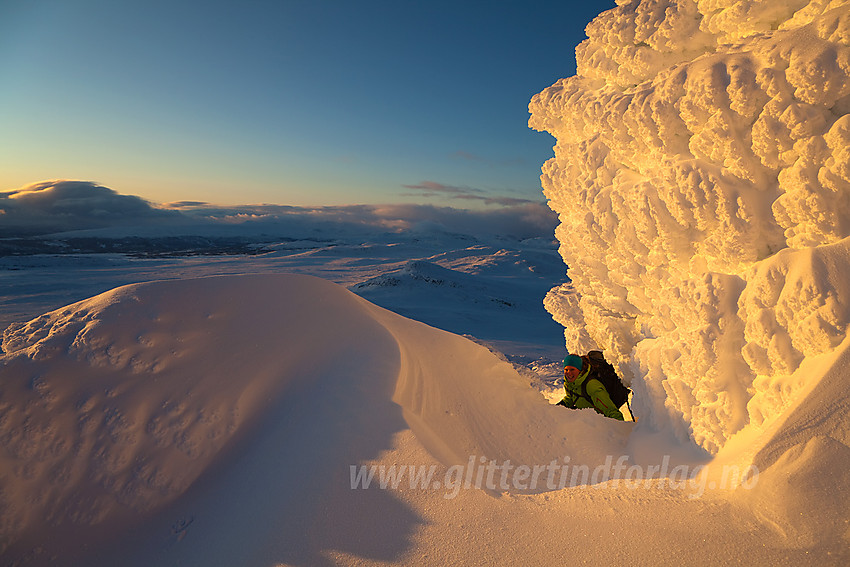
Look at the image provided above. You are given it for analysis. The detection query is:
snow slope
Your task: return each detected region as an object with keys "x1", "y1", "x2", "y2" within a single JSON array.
[
  {"x1": 0, "y1": 274, "x2": 626, "y2": 564},
  {"x1": 1, "y1": 273, "x2": 841, "y2": 566},
  {"x1": 351, "y1": 255, "x2": 563, "y2": 359},
  {"x1": 0, "y1": 235, "x2": 567, "y2": 362}
]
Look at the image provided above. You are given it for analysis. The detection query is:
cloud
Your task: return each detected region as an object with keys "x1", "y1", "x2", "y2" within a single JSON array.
[
  {"x1": 450, "y1": 150, "x2": 527, "y2": 167},
  {"x1": 451, "y1": 150, "x2": 487, "y2": 163},
  {"x1": 401, "y1": 180, "x2": 540, "y2": 207},
  {"x1": 1, "y1": 180, "x2": 557, "y2": 241},
  {"x1": 401, "y1": 181, "x2": 485, "y2": 198},
  {"x1": 0, "y1": 180, "x2": 183, "y2": 236},
  {"x1": 166, "y1": 201, "x2": 556, "y2": 240},
  {"x1": 161, "y1": 200, "x2": 211, "y2": 209},
  {"x1": 360, "y1": 202, "x2": 557, "y2": 240}
]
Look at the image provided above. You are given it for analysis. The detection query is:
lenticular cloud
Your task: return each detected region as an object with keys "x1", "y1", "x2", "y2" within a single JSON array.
[{"x1": 530, "y1": 0, "x2": 850, "y2": 453}]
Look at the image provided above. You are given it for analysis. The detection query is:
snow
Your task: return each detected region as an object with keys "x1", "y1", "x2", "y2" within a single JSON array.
[
  {"x1": 2, "y1": 272, "x2": 837, "y2": 566},
  {"x1": 530, "y1": 0, "x2": 850, "y2": 464},
  {"x1": 2, "y1": 0, "x2": 850, "y2": 564}
]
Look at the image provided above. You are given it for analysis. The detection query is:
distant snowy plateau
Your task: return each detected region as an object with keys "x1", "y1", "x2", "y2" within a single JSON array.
[{"x1": 0, "y1": 229, "x2": 567, "y2": 365}]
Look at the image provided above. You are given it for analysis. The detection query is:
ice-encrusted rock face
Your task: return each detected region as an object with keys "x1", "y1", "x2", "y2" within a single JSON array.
[{"x1": 530, "y1": 0, "x2": 850, "y2": 453}]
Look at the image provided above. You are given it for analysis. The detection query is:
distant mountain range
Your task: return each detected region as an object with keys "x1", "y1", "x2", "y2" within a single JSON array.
[{"x1": 0, "y1": 235, "x2": 281, "y2": 258}]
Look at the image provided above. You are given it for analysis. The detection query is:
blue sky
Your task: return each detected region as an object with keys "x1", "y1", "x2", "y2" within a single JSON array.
[{"x1": 1, "y1": 0, "x2": 615, "y2": 208}]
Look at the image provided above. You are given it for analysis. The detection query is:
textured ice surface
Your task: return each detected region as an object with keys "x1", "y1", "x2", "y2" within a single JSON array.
[{"x1": 530, "y1": 0, "x2": 850, "y2": 452}]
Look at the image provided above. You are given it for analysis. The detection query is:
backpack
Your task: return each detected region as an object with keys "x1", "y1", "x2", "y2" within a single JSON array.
[{"x1": 579, "y1": 350, "x2": 631, "y2": 410}]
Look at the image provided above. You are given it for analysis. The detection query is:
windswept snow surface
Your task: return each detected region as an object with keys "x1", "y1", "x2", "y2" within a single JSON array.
[
  {"x1": 0, "y1": 274, "x2": 836, "y2": 566},
  {"x1": 2, "y1": 274, "x2": 597, "y2": 563},
  {"x1": 530, "y1": 0, "x2": 850, "y2": 556}
]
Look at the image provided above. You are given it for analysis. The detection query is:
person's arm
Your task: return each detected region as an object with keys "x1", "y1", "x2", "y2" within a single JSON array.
[
  {"x1": 559, "y1": 388, "x2": 577, "y2": 408},
  {"x1": 585, "y1": 379, "x2": 624, "y2": 420}
]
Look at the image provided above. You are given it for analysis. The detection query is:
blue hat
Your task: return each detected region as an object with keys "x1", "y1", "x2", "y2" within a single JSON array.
[{"x1": 563, "y1": 354, "x2": 583, "y2": 370}]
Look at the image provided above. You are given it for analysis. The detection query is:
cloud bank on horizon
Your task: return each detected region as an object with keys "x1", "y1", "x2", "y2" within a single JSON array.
[
  {"x1": 0, "y1": 181, "x2": 182, "y2": 236},
  {"x1": 0, "y1": 180, "x2": 556, "y2": 241},
  {"x1": 531, "y1": 0, "x2": 850, "y2": 453}
]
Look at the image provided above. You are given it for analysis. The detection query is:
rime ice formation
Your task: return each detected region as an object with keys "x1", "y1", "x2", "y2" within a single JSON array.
[{"x1": 530, "y1": 0, "x2": 850, "y2": 453}]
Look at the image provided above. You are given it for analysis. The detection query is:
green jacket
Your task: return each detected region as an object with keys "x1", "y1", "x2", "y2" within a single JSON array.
[{"x1": 560, "y1": 365, "x2": 625, "y2": 421}]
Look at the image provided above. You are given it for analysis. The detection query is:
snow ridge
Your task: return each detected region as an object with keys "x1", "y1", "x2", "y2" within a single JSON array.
[{"x1": 0, "y1": 274, "x2": 628, "y2": 560}]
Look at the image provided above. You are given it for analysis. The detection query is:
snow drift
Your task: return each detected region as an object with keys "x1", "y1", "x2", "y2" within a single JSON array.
[
  {"x1": 0, "y1": 274, "x2": 630, "y2": 563},
  {"x1": 0, "y1": 274, "x2": 845, "y2": 563},
  {"x1": 530, "y1": 0, "x2": 850, "y2": 454}
]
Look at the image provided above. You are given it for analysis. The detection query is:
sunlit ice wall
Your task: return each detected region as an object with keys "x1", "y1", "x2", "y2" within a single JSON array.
[{"x1": 530, "y1": 0, "x2": 850, "y2": 453}]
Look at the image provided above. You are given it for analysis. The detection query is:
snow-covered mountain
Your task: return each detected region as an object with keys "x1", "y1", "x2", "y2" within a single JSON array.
[
  {"x1": 1, "y1": 0, "x2": 849, "y2": 564},
  {"x1": 0, "y1": 232, "x2": 567, "y2": 362},
  {"x1": 1, "y1": 274, "x2": 611, "y2": 565},
  {"x1": 3, "y1": 272, "x2": 840, "y2": 566}
]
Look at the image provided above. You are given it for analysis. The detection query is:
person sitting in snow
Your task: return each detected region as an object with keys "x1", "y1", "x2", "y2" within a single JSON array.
[{"x1": 557, "y1": 354, "x2": 624, "y2": 421}]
